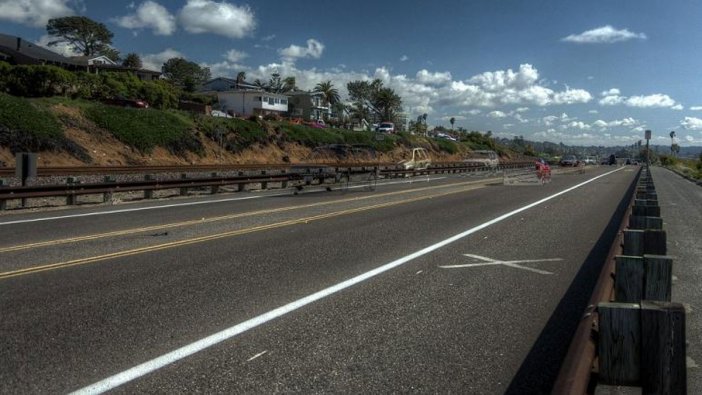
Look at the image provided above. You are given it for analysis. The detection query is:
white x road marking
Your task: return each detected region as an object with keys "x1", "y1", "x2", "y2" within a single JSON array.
[{"x1": 439, "y1": 253, "x2": 563, "y2": 275}]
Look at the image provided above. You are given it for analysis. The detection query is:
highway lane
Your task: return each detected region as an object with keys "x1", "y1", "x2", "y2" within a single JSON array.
[
  {"x1": 650, "y1": 166, "x2": 702, "y2": 395},
  {"x1": 0, "y1": 166, "x2": 637, "y2": 393}
]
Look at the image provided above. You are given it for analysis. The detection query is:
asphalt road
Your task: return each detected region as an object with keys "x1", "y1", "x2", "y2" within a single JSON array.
[
  {"x1": 0, "y1": 166, "x2": 638, "y2": 394},
  {"x1": 650, "y1": 166, "x2": 701, "y2": 395}
]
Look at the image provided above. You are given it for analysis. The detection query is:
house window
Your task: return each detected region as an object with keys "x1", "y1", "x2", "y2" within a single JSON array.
[
  {"x1": 280, "y1": 99, "x2": 287, "y2": 105},
  {"x1": 268, "y1": 97, "x2": 275, "y2": 105}
]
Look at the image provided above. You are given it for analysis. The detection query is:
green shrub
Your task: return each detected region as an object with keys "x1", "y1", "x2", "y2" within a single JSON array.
[
  {"x1": 0, "y1": 93, "x2": 89, "y2": 160},
  {"x1": 195, "y1": 116, "x2": 267, "y2": 152},
  {"x1": 6, "y1": 65, "x2": 76, "y2": 97},
  {"x1": 84, "y1": 104, "x2": 201, "y2": 155}
]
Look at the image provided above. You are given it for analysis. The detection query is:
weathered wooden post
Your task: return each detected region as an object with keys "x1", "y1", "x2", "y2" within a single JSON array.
[
  {"x1": 598, "y1": 302, "x2": 641, "y2": 385},
  {"x1": 260, "y1": 170, "x2": 267, "y2": 190},
  {"x1": 210, "y1": 172, "x2": 219, "y2": 194},
  {"x1": 179, "y1": 173, "x2": 188, "y2": 196},
  {"x1": 103, "y1": 176, "x2": 115, "y2": 203},
  {"x1": 66, "y1": 176, "x2": 77, "y2": 205},
  {"x1": 640, "y1": 301, "x2": 687, "y2": 395},
  {"x1": 144, "y1": 174, "x2": 154, "y2": 199}
]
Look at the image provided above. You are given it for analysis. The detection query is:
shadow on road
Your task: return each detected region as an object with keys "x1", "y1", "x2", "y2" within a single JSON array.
[{"x1": 505, "y1": 174, "x2": 637, "y2": 394}]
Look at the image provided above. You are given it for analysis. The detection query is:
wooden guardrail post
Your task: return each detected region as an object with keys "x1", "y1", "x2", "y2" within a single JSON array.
[
  {"x1": 179, "y1": 173, "x2": 188, "y2": 196},
  {"x1": 210, "y1": 172, "x2": 219, "y2": 194},
  {"x1": 103, "y1": 176, "x2": 115, "y2": 203},
  {"x1": 237, "y1": 171, "x2": 245, "y2": 192},
  {"x1": 144, "y1": 174, "x2": 154, "y2": 199},
  {"x1": 629, "y1": 216, "x2": 663, "y2": 230},
  {"x1": 598, "y1": 302, "x2": 641, "y2": 385},
  {"x1": 615, "y1": 255, "x2": 672, "y2": 303},
  {"x1": 623, "y1": 229, "x2": 666, "y2": 255},
  {"x1": 281, "y1": 170, "x2": 288, "y2": 189},
  {"x1": 66, "y1": 177, "x2": 77, "y2": 205},
  {"x1": 640, "y1": 301, "x2": 687, "y2": 395},
  {"x1": 0, "y1": 179, "x2": 6, "y2": 210},
  {"x1": 260, "y1": 170, "x2": 267, "y2": 190}
]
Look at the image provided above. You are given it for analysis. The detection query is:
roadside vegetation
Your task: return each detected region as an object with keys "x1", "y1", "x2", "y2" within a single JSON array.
[{"x1": 659, "y1": 154, "x2": 702, "y2": 180}]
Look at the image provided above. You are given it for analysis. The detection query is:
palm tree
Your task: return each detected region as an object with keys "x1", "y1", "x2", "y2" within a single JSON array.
[
  {"x1": 314, "y1": 81, "x2": 340, "y2": 106},
  {"x1": 450, "y1": 117, "x2": 455, "y2": 130},
  {"x1": 252, "y1": 79, "x2": 267, "y2": 90},
  {"x1": 235, "y1": 71, "x2": 246, "y2": 88}
]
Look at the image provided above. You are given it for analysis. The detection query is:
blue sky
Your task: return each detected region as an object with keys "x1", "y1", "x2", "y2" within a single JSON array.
[{"x1": 2, "y1": 0, "x2": 702, "y2": 146}]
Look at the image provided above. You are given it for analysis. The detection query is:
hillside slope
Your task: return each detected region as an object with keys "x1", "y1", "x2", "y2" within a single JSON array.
[{"x1": 0, "y1": 94, "x2": 504, "y2": 167}]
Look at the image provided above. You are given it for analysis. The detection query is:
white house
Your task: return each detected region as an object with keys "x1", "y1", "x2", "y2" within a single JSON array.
[{"x1": 216, "y1": 90, "x2": 288, "y2": 118}]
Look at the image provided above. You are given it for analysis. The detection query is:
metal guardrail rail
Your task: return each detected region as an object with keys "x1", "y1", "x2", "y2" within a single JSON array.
[{"x1": 0, "y1": 161, "x2": 534, "y2": 207}]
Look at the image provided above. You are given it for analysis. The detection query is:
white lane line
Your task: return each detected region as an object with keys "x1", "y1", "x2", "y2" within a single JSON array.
[
  {"x1": 246, "y1": 350, "x2": 268, "y2": 362},
  {"x1": 69, "y1": 166, "x2": 626, "y2": 395},
  {"x1": 0, "y1": 177, "x2": 449, "y2": 226},
  {"x1": 0, "y1": 195, "x2": 268, "y2": 226}
]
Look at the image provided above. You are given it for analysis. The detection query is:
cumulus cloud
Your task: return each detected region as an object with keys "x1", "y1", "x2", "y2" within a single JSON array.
[
  {"x1": 140, "y1": 48, "x2": 184, "y2": 71},
  {"x1": 487, "y1": 110, "x2": 507, "y2": 118},
  {"x1": 415, "y1": 70, "x2": 452, "y2": 86},
  {"x1": 114, "y1": 1, "x2": 176, "y2": 35},
  {"x1": 561, "y1": 25, "x2": 647, "y2": 44},
  {"x1": 599, "y1": 89, "x2": 681, "y2": 109},
  {"x1": 446, "y1": 64, "x2": 591, "y2": 107},
  {"x1": 681, "y1": 116, "x2": 702, "y2": 131},
  {"x1": 689, "y1": 106, "x2": 702, "y2": 111},
  {"x1": 224, "y1": 49, "x2": 248, "y2": 63},
  {"x1": 279, "y1": 39, "x2": 324, "y2": 61},
  {"x1": 0, "y1": 0, "x2": 77, "y2": 27},
  {"x1": 179, "y1": 0, "x2": 255, "y2": 38},
  {"x1": 400, "y1": 55, "x2": 409, "y2": 62}
]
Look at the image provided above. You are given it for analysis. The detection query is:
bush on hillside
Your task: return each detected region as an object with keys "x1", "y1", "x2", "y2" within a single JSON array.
[
  {"x1": 0, "y1": 93, "x2": 89, "y2": 160},
  {"x1": 84, "y1": 104, "x2": 202, "y2": 155},
  {"x1": 6, "y1": 65, "x2": 76, "y2": 97}
]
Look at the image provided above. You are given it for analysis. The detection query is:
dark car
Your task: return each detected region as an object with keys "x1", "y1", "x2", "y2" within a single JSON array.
[
  {"x1": 608, "y1": 154, "x2": 617, "y2": 165},
  {"x1": 559, "y1": 155, "x2": 579, "y2": 167}
]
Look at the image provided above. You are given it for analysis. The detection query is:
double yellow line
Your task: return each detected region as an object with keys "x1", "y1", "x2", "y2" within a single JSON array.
[{"x1": 0, "y1": 180, "x2": 490, "y2": 280}]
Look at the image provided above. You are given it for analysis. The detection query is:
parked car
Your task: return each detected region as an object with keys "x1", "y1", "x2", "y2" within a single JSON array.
[
  {"x1": 436, "y1": 132, "x2": 457, "y2": 141},
  {"x1": 582, "y1": 156, "x2": 596, "y2": 165},
  {"x1": 463, "y1": 150, "x2": 499, "y2": 168},
  {"x1": 399, "y1": 147, "x2": 431, "y2": 170},
  {"x1": 102, "y1": 96, "x2": 149, "y2": 108},
  {"x1": 376, "y1": 122, "x2": 395, "y2": 133},
  {"x1": 559, "y1": 155, "x2": 579, "y2": 167},
  {"x1": 608, "y1": 154, "x2": 617, "y2": 165}
]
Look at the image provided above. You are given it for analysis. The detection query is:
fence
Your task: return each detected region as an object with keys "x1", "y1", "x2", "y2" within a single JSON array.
[{"x1": 553, "y1": 165, "x2": 687, "y2": 394}]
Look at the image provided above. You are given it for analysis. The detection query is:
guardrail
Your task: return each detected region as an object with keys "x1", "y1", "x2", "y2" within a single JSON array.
[
  {"x1": 553, "y1": 165, "x2": 687, "y2": 394},
  {"x1": 0, "y1": 162, "x2": 533, "y2": 210}
]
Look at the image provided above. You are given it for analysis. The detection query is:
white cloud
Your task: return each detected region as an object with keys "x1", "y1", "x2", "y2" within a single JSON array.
[
  {"x1": 260, "y1": 34, "x2": 275, "y2": 41},
  {"x1": 140, "y1": 48, "x2": 184, "y2": 71},
  {"x1": 553, "y1": 88, "x2": 593, "y2": 104},
  {"x1": 599, "y1": 89, "x2": 681, "y2": 109},
  {"x1": 626, "y1": 94, "x2": 677, "y2": 108},
  {"x1": 446, "y1": 64, "x2": 591, "y2": 107},
  {"x1": 279, "y1": 39, "x2": 324, "y2": 61},
  {"x1": 224, "y1": 49, "x2": 248, "y2": 63},
  {"x1": 689, "y1": 106, "x2": 702, "y2": 111},
  {"x1": 114, "y1": 1, "x2": 176, "y2": 36},
  {"x1": 515, "y1": 107, "x2": 529, "y2": 113},
  {"x1": 463, "y1": 109, "x2": 482, "y2": 115},
  {"x1": 681, "y1": 116, "x2": 702, "y2": 131},
  {"x1": 179, "y1": 0, "x2": 255, "y2": 39},
  {"x1": 400, "y1": 55, "x2": 408, "y2": 62},
  {"x1": 0, "y1": 0, "x2": 76, "y2": 27},
  {"x1": 35, "y1": 34, "x2": 80, "y2": 57},
  {"x1": 588, "y1": 110, "x2": 599, "y2": 114},
  {"x1": 415, "y1": 69, "x2": 452, "y2": 85},
  {"x1": 487, "y1": 110, "x2": 507, "y2": 118},
  {"x1": 561, "y1": 25, "x2": 647, "y2": 44}
]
